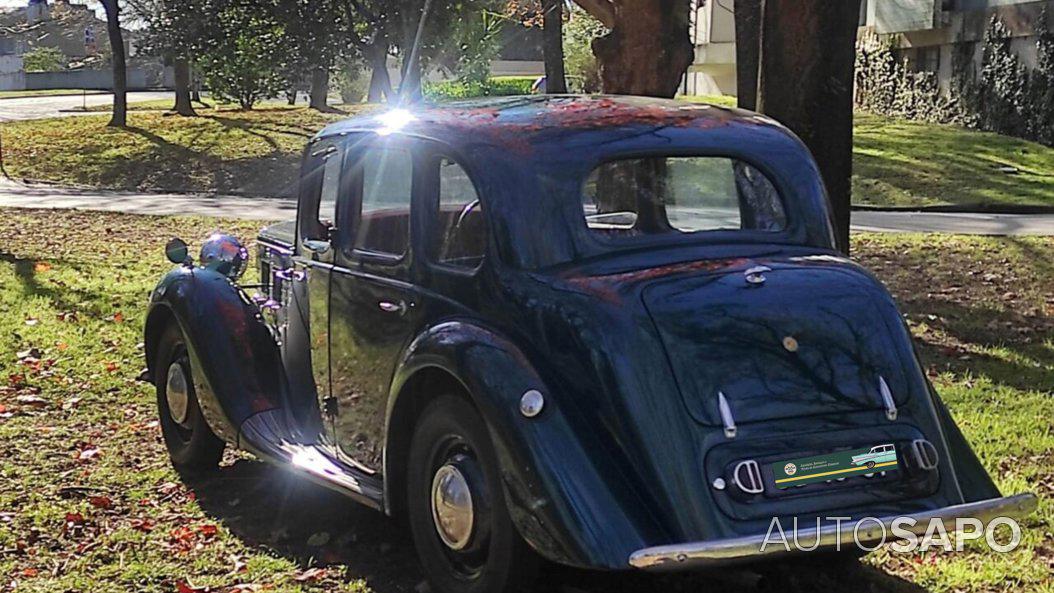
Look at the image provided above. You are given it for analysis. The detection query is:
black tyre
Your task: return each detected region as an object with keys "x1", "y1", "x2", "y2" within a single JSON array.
[
  {"x1": 866, "y1": 461, "x2": 876, "y2": 469},
  {"x1": 407, "y1": 394, "x2": 538, "y2": 593},
  {"x1": 155, "y1": 323, "x2": 224, "y2": 474}
]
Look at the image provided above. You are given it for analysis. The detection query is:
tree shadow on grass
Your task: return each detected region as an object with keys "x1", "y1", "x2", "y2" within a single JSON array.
[
  {"x1": 112, "y1": 126, "x2": 301, "y2": 197},
  {"x1": 188, "y1": 459, "x2": 931, "y2": 593},
  {"x1": 0, "y1": 251, "x2": 108, "y2": 316}
]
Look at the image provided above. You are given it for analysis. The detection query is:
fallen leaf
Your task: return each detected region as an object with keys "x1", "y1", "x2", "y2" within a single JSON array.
[
  {"x1": 175, "y1": 579, "x2": 209, "y2": 593},
  {"x1": 294, "y1": 567, "x2": 327, "y2": 582},
  {"x1": 15, "y1": 395, "x2": 46, "y2": 407},
  {"x1": 104, "y1": 361, "x2": 119, "y2": 373},
  {"x1": 21, "y1": 567, "x2": 39, "y2": 578},
  {"x1": 76, "y1": 447, "x2": 100, "y2": 462},
  {"x1": 33, "y1": 262, "x2": 51, "y2": 273},
  {"x1": 88, "y1": 496, "x2": 112, "y2": 510},
  {"x1": 130, "y1": 518, "x2": 155, "y2": 532}
]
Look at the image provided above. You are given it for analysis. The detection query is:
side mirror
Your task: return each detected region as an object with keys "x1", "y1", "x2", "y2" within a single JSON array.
[{"x1": 165, "y1": 237, "x2": 190, "y2": 265}]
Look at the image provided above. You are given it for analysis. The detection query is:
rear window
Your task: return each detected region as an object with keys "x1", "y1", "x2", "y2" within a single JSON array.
[{"x1": 581, "y1": 156, "x2": 786, "y2": 239}]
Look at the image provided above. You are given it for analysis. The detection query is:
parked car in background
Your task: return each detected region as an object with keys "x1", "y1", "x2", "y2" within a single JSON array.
[{"x1": 143, "y1": 96, "x2": 1036, "y2": 593}]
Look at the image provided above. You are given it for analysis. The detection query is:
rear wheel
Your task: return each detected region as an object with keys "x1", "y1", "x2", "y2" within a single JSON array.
[
  {"x1": 407, "y1": 394, "x2": 537, "y2": 593},
  {"x1": 155, "y1": 323, "x2": 224, "y2": 474}
]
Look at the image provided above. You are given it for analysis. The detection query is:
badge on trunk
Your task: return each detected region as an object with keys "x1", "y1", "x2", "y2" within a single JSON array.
[{"x1": 771, "y1": 443, "x2": 899, "y2": 489}]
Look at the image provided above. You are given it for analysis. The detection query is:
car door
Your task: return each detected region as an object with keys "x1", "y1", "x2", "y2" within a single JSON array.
[
  {"x1": 289, "y1": 138, "x2": 342, "y2": 439},
  {"x1": 327, "y1": 138, "x2": 419, "y2": 471}
]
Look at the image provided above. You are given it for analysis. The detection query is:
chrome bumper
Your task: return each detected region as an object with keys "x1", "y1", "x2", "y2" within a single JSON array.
[{"x1": 629, "y1": 493, "x2": 1038, "y2": 571}]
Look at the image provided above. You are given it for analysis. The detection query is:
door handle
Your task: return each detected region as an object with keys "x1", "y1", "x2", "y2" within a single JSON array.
[{"x1": 378, "y1": 300, "x2": 410, "y2": 315}]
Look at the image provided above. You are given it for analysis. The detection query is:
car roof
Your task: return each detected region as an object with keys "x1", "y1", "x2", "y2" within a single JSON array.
[{"x1": 314, "y1": 94, "x2": 787, "y2": 156}]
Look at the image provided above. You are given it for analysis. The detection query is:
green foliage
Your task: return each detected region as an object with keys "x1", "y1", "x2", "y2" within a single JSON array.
[
  {"x1": 562, "y1": 6, "x2": 607, "y2": 93},
  {"x1": 422, "y1": 76, "x2": 534, "y2": 100},
  {"x1": 855, "y1": 11, "x2": 1054, "y2": 147},
  {"x1": 22, "y1": 47, "x2": 66, "y2": 73},
  {"x1": 450, "y1": 10, "x2": 505, "y2": 85},
  {"x1": 196, "y1": 2, "x2": 289, "y2": 109},
  {"x1": 333, "y1": 60, "x2": 369, "y2": 104}
]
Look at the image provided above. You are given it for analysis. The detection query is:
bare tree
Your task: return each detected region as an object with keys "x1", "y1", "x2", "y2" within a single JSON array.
[
  {"x1": 571, "y1": 0, "x2": 693, "y2": 97},
  {"x1": 732, "y1": 0, "x2": 760, "y2": 110},
  {"x1": 753, "y1": 0, "x2": 862, "y2": 253},
  {"x1": 542, "y1": 0, "x2": 567, "y2": 93},
  {"x1": 100, "y1": 0, "x2": 128, "y2": 127}
]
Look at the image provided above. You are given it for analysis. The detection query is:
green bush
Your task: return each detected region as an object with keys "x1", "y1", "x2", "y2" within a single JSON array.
[
  {"x1": 23, "y1": 47, "x2": 66, "y2": 72},
  {"x1": 423, "y1": 76, "x2": 536, "y2": 101}
]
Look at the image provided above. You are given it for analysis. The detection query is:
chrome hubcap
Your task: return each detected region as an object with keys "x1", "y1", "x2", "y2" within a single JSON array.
[
  {"x1": 165, "y1": 361, "x2": 190, "y2": 426},
  {"x1": 431, "y1": 464, "x2": 474, "y2": 551}
]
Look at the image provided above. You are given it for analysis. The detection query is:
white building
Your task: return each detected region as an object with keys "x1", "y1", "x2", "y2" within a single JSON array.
[{"x1": 682, "y1": 0, "x2": 1054, "y2": 97}]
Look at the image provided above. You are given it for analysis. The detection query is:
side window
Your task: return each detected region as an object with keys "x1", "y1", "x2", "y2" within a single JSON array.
[
  {"x1": 299, "y1": 143, "x2": 342, "y2": 242},
  {"x1": 434, "y1": 158, "x2": 485, "y2": 268},
  {"x1": 319, "y1": 150, "x2": 340, "y2": 226},
  {"x1": 354, "y1": 147, "x2": 413, "y2": 256}
]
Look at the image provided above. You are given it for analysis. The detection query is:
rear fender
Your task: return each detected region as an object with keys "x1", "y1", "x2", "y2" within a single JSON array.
[
  {"x1": 145, "y1": 267, "x2": 286, "y2": 444},
  {"x1": 388, "y1": 320, "x2": 661, "y2": 569}
]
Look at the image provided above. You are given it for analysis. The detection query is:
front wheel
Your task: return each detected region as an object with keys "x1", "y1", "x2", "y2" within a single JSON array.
[
  {"x1": 155, "y1": 323, "x2": 224, "y2": 474},
  {"x1": 406, "y1": 394, "x2": 537, "y2": 593}
]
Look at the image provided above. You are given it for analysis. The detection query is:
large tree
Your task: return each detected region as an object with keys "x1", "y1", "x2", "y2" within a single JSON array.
[
  {"x1": 571, "y1": 0, "x2": 693, "y2": 97},
  {"x1": 736, "y1": 0, "x2": 862, "y2": 253},
  {"x1": 275, "y1": 0, "x2": 346, "y2": 110},
  {"x1": 542, "y1": 0, "x2": 567, "y2": 93},
  {"x1": 127, "y1": 0, "x2": 212, "y2": 116},
  {"x1": 99, "y1": 0, "x2": 128, "y2": 127}
]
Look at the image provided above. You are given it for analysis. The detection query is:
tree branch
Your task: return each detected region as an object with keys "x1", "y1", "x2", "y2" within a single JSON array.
[{"x1": 570, "y1": 0, "x2": 615, "y2": 28}]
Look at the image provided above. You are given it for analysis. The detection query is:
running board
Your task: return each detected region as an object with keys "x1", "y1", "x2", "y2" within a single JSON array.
[{"x1": 239, "y1": 410, "x2": 384, "y2": 510}]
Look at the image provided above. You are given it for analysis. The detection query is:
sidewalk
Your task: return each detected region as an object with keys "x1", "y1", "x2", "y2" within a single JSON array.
[
  {"x1": 0, "y1": 180, "x2": 295, "y2": 221},
  {"x1": 0, "y1": 179, "x2": 1052, "y2": 235}
]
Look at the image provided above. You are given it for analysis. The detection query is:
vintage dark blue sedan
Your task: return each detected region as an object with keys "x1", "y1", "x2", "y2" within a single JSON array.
[{"x1": 143, "y1": 96, "x2": 1036, "y2": 593}]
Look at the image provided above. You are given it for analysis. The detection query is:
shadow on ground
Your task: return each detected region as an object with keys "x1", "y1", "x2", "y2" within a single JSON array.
[{"x1": 188, "y1": 460, "x2": 930, "y2": 593}]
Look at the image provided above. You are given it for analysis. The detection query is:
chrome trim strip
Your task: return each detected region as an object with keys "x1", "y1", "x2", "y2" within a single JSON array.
[
  {"x1": 879, "y1": 376, "x2": 898, "y2": 421},
  {"x1": 628, "y1": 493, "x2": 1037, "y2": 570},
  {"x1": 717, "y1": 392, "x2": 736, "y2": 439}
]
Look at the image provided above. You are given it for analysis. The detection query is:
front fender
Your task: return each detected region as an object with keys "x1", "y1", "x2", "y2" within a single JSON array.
[
  {"x1": 388, "y1": 320, "x2": 665, "y2": 570},
  {"x1": 145, "y1": 266, "x2": 286, "y2": 444}
]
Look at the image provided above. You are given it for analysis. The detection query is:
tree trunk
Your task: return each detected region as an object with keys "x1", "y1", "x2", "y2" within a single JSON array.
[
  {"x1": 173, "y1": 58, "x2": 196, "y2": 116},
  {"x1": 590, "y1": 0, "x2": 694, "y2": 97},
  {"x1": 757, "y1": 0, "x2": 862, "y2": 254},
  {"x1": 366, "y1": 43, "x2": 392, "y2": 103},
  {"x1": 102, "y1": 0, "x2": 127, "y2": 127},
  {"x1": 287, "y1": 89, "x2": 298, "y2": 105},
  {"x1": 733, "y1": 0, "x2": 762, "y2": 110},
  {"x1": 309, "y1": 66, "x2": 330, "y2": 110},
  {"x1": 543, "y1": 0, "x2": 567, "y2": 93}
]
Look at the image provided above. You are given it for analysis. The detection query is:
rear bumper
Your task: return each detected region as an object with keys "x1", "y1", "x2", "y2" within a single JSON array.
[{"x1": 629, "y1": 493, "x2": 1038, "y2": 571}]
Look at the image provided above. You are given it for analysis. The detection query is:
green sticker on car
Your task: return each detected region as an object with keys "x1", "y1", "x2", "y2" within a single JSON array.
[{"x1": 772, "y1": 443, "x2": 898, "y2": 489}]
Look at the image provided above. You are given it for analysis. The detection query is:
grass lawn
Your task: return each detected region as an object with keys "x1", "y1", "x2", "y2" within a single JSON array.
[
  {"x1": 0, "y1": 208, "x2": 1050, "y2": 592},
  {"x1": 0, "y1": 107, "x2": 365, "y2": 197},
  {"x1": 853, "y1": 113, "x2": 1054, "y2": 208},
  {"x1": 0, "y1": 98, "x2": 1053, "y2": 205}
]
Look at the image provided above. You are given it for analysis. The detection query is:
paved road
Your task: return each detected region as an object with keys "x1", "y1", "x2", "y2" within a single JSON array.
[
  {"x1": 0, "y1": 91, "x2": 171, "y2": 121},
  {"x1": 0, "y1": 180, "x2": 1052, "y2": 235}
]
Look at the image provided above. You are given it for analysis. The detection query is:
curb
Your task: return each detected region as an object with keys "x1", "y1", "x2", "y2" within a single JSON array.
[{"x1": 852, "y1": 204, "x2": 1054, "y2": 215}]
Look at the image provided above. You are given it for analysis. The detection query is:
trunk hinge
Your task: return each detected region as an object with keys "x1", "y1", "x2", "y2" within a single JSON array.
[
  {"x1": 718, "y1": 392, "x2": 737, "y2": 439},
  {"x1": 878, "y1": 376, "x2": 898, "y2": 421}
]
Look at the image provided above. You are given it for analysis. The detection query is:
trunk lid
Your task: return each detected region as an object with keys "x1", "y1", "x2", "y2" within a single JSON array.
[{"x1": 642, "y1": 259, "x2": 911, "y2": 427}]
